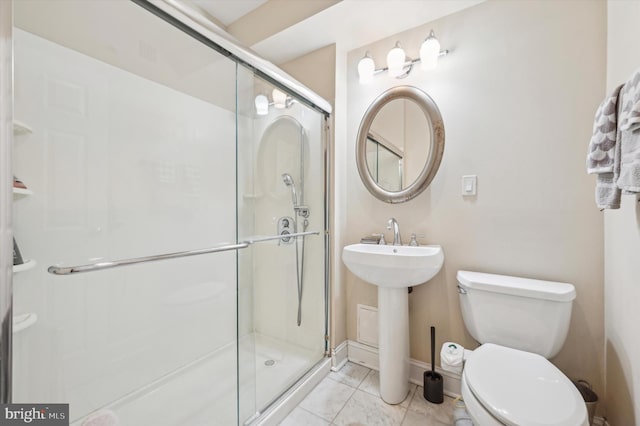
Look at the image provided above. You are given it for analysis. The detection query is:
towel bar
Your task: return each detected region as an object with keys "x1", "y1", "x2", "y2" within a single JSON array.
[{"x1": 48, "y1": 231, "x2": 320, "y2": 275}]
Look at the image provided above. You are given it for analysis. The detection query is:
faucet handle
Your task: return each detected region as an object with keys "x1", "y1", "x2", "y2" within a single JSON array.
[
  {"x1": 409, "y1": 233, "x2": 419, "y2": 246},
  {"x1": 378, "y1": 234, "x2": 386, "y2": 245}
]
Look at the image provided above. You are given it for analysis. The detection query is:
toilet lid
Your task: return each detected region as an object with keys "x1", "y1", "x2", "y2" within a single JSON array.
[{"x1": 464, "y1": 344, "x2": 587, "y2": 426}]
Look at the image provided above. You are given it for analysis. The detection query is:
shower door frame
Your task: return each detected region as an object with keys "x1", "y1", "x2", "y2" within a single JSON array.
[{"x1": 0, "y1": 0, "x2": 13, "y2": 404}]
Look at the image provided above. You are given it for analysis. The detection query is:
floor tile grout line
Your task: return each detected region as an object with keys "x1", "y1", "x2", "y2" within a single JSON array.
[
  {"x1": 398, "y1": 404, "x2": 410, "y2": 426},
  {"x1": 407, "y1": 384, "x2": 420, "y2": 412},
  {"x1": 297, "y1": 405, "x2": 332, "y2": 425},
  {"x1": 327, "y1": 363, "x2": 371, "y2": 390},
  {"x1": 328, "y1": 385, "x2": 357, "y2": 425},
  {"x1": 357, "y1": 368, "x2": 376, "y2": 394}
]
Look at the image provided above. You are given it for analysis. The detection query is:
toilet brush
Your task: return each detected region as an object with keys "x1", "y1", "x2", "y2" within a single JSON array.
[{"x1": 423, "y1": 326, "x2": 444, "y2": 403}]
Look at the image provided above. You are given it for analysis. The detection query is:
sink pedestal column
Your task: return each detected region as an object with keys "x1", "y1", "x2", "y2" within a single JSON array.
[{"x1": 378, "y1": 286, "x2": 410, "y2": 404}]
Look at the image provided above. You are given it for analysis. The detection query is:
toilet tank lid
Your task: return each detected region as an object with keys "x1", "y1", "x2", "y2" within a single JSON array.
[{"x1": 457, "y1": 271, "x2": 576, "y2": 302}]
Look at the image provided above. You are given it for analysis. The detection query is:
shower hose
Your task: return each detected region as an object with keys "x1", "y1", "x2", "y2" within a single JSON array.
[{"x1": 295, "y1": 216, "x2": 308, "y2": 326}]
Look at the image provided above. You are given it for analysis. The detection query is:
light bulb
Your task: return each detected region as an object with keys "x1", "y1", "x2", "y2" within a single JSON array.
[
  {"x1": 255, "y1": 94, "x2": 269, "y2": 115},
  {"x1": 272, "y1": 88, "x2": 288, "y2": 109},
  {"x1": 386, "y1": 42, "x2": 406, "y2": 78},
  {"x1": 357, "y1": 53, "x2": 375, "y2": 84},
  {"x1": 419, "y1": 30, "x2": 441, "y2": 71}
]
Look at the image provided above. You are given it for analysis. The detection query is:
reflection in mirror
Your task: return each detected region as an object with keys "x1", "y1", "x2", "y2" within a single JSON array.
[
  {"x1": 366, "y1": 132, "x2": 403, "y2": 191},
  {"x1": 367, "y1": 99, "x2": 431, "y2": 191}
]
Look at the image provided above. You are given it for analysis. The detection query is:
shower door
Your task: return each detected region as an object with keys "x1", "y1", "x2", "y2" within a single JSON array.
[
  {"x1": 8, "y1": 1, "x2": 329, "y2": 425},
  {"x1": 12, "y1": 1, "x2": 241, "y2": 424},
  {"x1": 237, "y1": 72, "x2": 329, "y2": 422}
]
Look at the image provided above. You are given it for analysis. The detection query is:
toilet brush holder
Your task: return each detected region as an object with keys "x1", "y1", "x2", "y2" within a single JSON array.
[
  {"x1": 423, "y1": 326, "x2": 444, "y2": 403},
  {"x1": 424, "y1": 370, "x2": 443, "y2": 403}
]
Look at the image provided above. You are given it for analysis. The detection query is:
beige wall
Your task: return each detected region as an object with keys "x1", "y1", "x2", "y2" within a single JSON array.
[
  {"x1": 227, "y1": 0, "x2": 340, "y2": 47},
  {"x1": 281, "y1": 44, "x2": 336, "y2": 106},
  {"x1": 604, "y1": 1, "x2": 640, "y2": 424},
  {"x1": 346, "y1": 0, "x2": 605, "y2": 400}
]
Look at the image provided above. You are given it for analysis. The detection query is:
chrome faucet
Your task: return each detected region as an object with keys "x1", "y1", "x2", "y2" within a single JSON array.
[{"x1": 386, "y1": 218, "x2": 402, "y2": 246}]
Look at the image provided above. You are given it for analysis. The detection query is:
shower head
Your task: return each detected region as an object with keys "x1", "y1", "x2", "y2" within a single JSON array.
[
  {"x1": 282, "y1": 173, "x2": 294, "y2": 186},
  {"x1": 282, "y1": 173, "x2": 298, "y2": 206}
]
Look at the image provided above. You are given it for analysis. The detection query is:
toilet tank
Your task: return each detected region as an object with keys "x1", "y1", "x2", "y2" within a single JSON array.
[{"x1": 457, "y1": 270, "x2": 576, "y2": 359}]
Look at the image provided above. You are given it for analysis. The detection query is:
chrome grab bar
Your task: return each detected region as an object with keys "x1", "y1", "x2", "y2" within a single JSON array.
[{"x1": 47, "y1": 231, "x2": 320, "y2": 276}]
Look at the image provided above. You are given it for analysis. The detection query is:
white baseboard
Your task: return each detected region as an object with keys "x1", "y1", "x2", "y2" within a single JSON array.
[
  {"x1": 347, "y1": 339, "x2": 378, "y2": 369},
  {"x1": 331, "y1": 340, "x2": 349, "y2": 372},
  {"x1": 347, "y1": 340, "x2": 461, "y2": 397}
]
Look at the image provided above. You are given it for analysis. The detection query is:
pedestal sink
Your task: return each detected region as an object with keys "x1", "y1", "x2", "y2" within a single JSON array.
[{"x1": 342, "y1": 243, "x2": 444, "y2": 404}]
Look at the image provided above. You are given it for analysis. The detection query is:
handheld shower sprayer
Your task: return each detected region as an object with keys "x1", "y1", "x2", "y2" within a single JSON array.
[
  {"x1": 282, "y1": 173, "x2": 298, "y2": 207},
  {"x1": 281, "y1": 172, "x2": 309, "y2": 327}
]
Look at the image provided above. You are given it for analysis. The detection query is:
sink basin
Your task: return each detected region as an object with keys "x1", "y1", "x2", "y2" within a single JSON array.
[{"x1": 342, "y1": 243, "x2": 444, "y2": 288}]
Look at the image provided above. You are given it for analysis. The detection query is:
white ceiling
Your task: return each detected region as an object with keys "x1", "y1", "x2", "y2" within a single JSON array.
[
  {"x1": 251, "y1": 0, "x2": 484, "y2": 64},
  {"x1": 186, "y1": 0, "x2": 484, "y2": 65}
]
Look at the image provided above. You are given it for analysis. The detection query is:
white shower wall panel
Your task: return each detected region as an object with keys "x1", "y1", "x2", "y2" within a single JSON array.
[
  {"x1": 13, "y1": 28, "x2": 238, "y2": 422},
  {"x1": 251, "y1": 106, "x2": 325, "y2": 353}
]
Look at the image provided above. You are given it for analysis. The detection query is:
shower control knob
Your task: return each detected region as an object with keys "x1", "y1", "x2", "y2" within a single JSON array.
[{"x1": 277, "y1": 216, "x2": 295, "y2": 245}]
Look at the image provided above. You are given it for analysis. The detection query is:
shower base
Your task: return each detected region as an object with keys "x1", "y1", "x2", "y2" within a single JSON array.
[{"x1": 71, "y1": 333, "x2": 321, "y2": 426}]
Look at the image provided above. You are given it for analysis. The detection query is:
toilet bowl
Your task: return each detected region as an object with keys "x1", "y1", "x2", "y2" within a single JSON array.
[
  {"x1": 461, "y1": 344, "x2": 588, "y2": 426},
  {"x1": 456, "y1": 271, "x2": 589, "y2": 426}
]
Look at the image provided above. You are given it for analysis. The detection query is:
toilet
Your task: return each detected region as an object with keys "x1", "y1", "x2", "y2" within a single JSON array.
[{"x1": 457, "y1": 270, "x2": 589, "y2": 426}]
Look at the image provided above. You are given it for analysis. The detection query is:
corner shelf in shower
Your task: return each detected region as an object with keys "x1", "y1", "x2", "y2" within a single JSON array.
[
  {"x1": 13, "y1": 313, "x2": 37, "y2": 334},
  {"x1": 13, "y1": 187, "x2": 33, "y2": 198},
  {"x1": 13, "y1": 259, "x2": 36, "y2": 274},
  {"x1": 12, "y1": 120, "x2": 33, "y2": 136}
]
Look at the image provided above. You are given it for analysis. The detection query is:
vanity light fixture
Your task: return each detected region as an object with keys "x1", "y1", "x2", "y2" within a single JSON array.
[
  {"x1": 358, "y1": 53, "x2": 376, "y2": 84},
  {"x1": 357, "y1": 30, "x2": 448, "y2": 84},
  {"x1": 420, "y1": 30, "x2": 441, "y2": 71},
  {"x1": 254, "y1": 88, "x2": 296, "y2": 115},
  {"x1": 254, "y1": 94, "x2": 269, "y2": 116},
  {"x1": 271, "y1": 88, "x2": 288, "y2": 109},
  {"x1": 386, "y1": 42, "x2": 406, "y2": 78}
]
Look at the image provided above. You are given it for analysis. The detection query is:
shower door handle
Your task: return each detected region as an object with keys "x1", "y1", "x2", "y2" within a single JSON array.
[
  {"x1": 47, "y1": 231, "x2": 320, "y2": 276},
  {"x1": 47, "y1": 242, "x2": 249, "y2": 275}
]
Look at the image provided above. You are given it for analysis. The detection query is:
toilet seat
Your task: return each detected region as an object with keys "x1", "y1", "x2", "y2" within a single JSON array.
[{"x1": 463, "y1": 344, "x2": 588, "y2": 426}]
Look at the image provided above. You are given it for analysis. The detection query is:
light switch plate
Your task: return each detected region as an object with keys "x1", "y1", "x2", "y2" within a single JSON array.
[{"x1": 462, "y1": 175, "x2": 477, "y2": 196}]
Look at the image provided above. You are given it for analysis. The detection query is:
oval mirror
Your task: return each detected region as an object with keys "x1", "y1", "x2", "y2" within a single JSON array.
[{"x1": 356, "y1": 86, "x2": 444, "y2": 203}]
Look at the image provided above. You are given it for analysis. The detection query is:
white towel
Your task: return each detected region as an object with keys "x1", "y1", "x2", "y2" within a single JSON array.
[
  {"x1": 617, "y1": 69, "x2": 640, "y2": 193},
  {"x1": 620, "y1": 99, "x2": 640, "y2": 132},
  {"x1": 619, "y1": 70, "x2": 640, "y2": 133},
  {"x1": 587, "y1": 84, "x2": 623, "y2": 174},
  {"x1": 596, "y1": 173, "x2": 621, "y2": 209},
  {"x1": 588, "y1": 85, "x2": 623, "y2": 209}
]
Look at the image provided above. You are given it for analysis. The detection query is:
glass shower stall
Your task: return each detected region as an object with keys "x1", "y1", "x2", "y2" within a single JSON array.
[{"x1": 1, "y1": 1, "x2": 330, "y2": 424}]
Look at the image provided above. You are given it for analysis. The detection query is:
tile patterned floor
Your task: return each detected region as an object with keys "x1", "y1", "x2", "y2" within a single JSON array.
[{"x1": 279, "y1": 362, "x2": 454, "y2": 426}]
